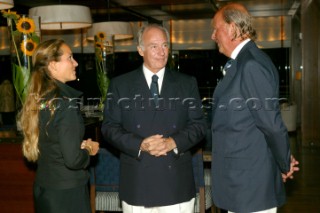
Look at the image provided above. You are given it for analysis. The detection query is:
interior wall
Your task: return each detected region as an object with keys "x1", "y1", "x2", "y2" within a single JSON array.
[
  {"x1": 301, "y1": 0, "x2": 320, "y2": 146},
  {"x1": 0, "y1": 16, "x2": 291, "y2": 55}
]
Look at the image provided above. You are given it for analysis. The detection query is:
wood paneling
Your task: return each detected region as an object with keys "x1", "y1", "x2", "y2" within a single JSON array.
[
  {"x1": 278, "y1": 131, "x2": 320, "y2": 212},
  {"x1": 301, "y1": 0, "x2": 320, "y2": 146}
]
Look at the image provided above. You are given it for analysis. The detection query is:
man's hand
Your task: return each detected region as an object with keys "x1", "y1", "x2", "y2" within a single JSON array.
[
  {"x1": 140, "y1": 135, "x2": 177, "y2": 157},
  {"x1": 282, "y1": 155, "x2": 299, "y2": 182}
]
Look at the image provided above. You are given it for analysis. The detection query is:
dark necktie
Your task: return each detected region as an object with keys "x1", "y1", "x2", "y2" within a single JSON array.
[{"x1": 150, "y1": 74, "x2": 159, "y2": 105}]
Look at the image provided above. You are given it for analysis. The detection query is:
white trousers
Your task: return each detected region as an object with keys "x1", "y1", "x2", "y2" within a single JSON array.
[
  {"x1": 122, "y1": 198, "x2": 195, "y2": 213},
  {"x1": 228, "y1": 207, "x2": 277, "y2": 213}
]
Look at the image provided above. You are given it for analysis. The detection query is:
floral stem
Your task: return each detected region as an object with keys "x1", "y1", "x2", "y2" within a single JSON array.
[
  {"x1": 8, "y1": 17, "x2": 23, "y2": 104},
  {"x1": 8, "y1": 18, "x2": 22, "y2": 68},
  {"x1": 28, "y1": 56, "x2": 30, "y2": 72},
  {"x1": 14, "y1": 83, "x2": 23, "y2": 104}
]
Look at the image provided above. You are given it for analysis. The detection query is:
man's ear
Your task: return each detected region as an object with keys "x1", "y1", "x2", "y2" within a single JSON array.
[
  {"x1": 137, "y1": 46, "x2": 144, "y2": 56},
  {"x1": 230, "y1": 22, "x2": 239, "y2": 40}
]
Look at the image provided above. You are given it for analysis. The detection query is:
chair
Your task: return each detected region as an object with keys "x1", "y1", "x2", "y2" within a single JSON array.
[
  {"x1": 89, "y1": 147, "x2": 121, "y2": 213},
  {"x1": 89, "y1": 147, "x2": 214, "y2": 213},
  {"x1": 192, "y1": 148, "x2": 215, "y2": 213}
]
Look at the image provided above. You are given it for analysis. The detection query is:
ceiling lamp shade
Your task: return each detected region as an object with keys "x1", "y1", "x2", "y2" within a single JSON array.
[
  {"x1": 87, "y1": 21, "x2": 133, "y2": 41},
  {"x1": 0, "y1": 0, "x2": 13, "y2": 9},
  {"x1": 29, "y1": 5, "x2": 92, "y2": 30}
]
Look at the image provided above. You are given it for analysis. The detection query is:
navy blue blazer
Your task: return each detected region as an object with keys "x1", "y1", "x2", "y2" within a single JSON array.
[
  {"x1": 101, "y1": 67, "x2": 207, "y2": 207},
  {"x1": 211, "y1": 41, "x2": 291, "y2": 212}
]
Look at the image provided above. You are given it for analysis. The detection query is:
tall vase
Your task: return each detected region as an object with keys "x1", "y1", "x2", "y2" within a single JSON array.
[
  {"x1": 5, "y1": 12, "x2": 41, "y2": 106},
  {"x1": 94, "y1": 33, "x2": 112, "y2": 111}
]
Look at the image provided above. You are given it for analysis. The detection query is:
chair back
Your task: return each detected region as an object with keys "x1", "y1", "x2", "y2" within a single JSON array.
[
  {"x1": 90, "y1": 147, "x2": 120, "y2": 192},
  {"x1": 192, "y1": 148, "x2": 205, "y2": 191},
  {"x1": 89, "y1": 147, "x2": 121, "y2": 213},
  {"x1": 192, "y1": 147, "x2": 207, "y2": 213}
]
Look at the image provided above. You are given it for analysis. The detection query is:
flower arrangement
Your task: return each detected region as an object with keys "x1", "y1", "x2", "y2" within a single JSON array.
[
  {"x1": 1, "y1": 10, "x2": 40, "y2": 105},
  {"x1": 94, "y1": 31, "x2": 111, "y2": 110}
]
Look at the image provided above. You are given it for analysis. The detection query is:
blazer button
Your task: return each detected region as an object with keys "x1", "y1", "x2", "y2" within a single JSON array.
[
  {"x1": 168, "y1": 165, "x2": 172, "y2": 169},
  {"x1": 136, "y1": 124, "x2": 141, "y2": 128}
]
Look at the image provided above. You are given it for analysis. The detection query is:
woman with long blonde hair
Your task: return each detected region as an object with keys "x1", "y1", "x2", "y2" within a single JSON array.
[{"x1": 19, "y1": 39, "x2": 99, "y2": 213}]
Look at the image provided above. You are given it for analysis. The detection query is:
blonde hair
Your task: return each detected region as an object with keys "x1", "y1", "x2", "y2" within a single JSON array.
[{"x1": 19, "y1": 39, "x2": 65, "y2": 162}]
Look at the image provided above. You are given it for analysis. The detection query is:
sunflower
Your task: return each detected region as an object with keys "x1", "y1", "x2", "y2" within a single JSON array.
[
  {"x1": 1, "y1": 10, "x2": 20, "y2": 20},
  {"x1": 16, "y1": 17, "x2": 35, "y2": 34},
  {"x1": 97, "y1": 32, "x2": 106, "y2": 40},
  {"x1": 20, "y1": 39, "x2": 37, "y2": 56}
]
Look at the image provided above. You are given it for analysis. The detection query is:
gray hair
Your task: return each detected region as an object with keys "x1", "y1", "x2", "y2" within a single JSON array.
[
  {"x1": 137, "y1": 23, "x2": 170, "y2": 50},
  {"x1": 221, "y1": 4, "x2": 257, "y2": 40}
]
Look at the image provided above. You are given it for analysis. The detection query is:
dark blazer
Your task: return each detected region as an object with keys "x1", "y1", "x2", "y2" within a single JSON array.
[
  {"x1": 36, "y1": 81, "x2": 90, "y2": 190},
  {"x1": 211, "y1": 41, "x2": 291, "y2": 212},
  {"x1": 101, "y1": 67, "x2": 207, "y2": 207}
]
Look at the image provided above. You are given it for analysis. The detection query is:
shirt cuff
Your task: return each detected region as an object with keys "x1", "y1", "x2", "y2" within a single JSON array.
[{"x1": 173, "y1": 148, "x2": 178, "y2": 154}]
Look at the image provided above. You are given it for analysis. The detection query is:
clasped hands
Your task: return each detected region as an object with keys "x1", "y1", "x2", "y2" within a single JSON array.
[
  {"x1": 140, "y1": 134, "x2": 177, "y2": 157},
  {"x1": 81, "y1": 138, "x2": 100, "y2": 156}
]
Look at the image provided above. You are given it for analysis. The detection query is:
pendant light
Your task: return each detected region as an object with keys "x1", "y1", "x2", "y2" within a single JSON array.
[
  {"x1": 0, "y1": 0, "x2": 13, "y2": 10},
  {"x1": 29, "y1": 5, "x2": 92, "y2": 30}
]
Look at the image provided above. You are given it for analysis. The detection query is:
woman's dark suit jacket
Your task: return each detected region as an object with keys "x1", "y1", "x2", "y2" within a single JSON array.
[
  {"x1": 101, "y1": 67, "x2": 207, "y2": 207},
  {"x1": 211, "y1": 41, "x2": 291, "y2": 212},
  {"x1": 36, "y1": 81, "x2": 90, "y2": 190}
]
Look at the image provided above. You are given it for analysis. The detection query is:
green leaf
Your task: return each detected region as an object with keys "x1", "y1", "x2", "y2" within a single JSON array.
[
  {"x1": 12, "y1": 63, "x2": 30, "y2": 104},
  {"x1": 12, "y1": 30, "x2": 21, "y2": 37},
  {"x1": 31, "y1": 33, "x2": 40, "y2": 44},
  {"x1": 96, "y1": 66, "x2": 110, "y2": 104}
]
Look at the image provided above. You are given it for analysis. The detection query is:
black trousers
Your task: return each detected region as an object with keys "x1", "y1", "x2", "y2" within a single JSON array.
[{"x1": 33, "y1": 183, "x2": 91, "y2": 213}]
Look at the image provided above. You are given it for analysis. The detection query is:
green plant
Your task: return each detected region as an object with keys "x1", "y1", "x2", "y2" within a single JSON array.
[
  {"x1": 2, "y1": 10, "x2": 40, "y2": 105},
  {"x1": 94, "y1": 31, "x2": 111, "y2": 110}
]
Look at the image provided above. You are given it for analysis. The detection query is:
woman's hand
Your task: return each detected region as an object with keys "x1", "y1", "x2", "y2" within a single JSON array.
[{"x1": 81, "y1": 138, "x2": 99, "y2": 156}]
